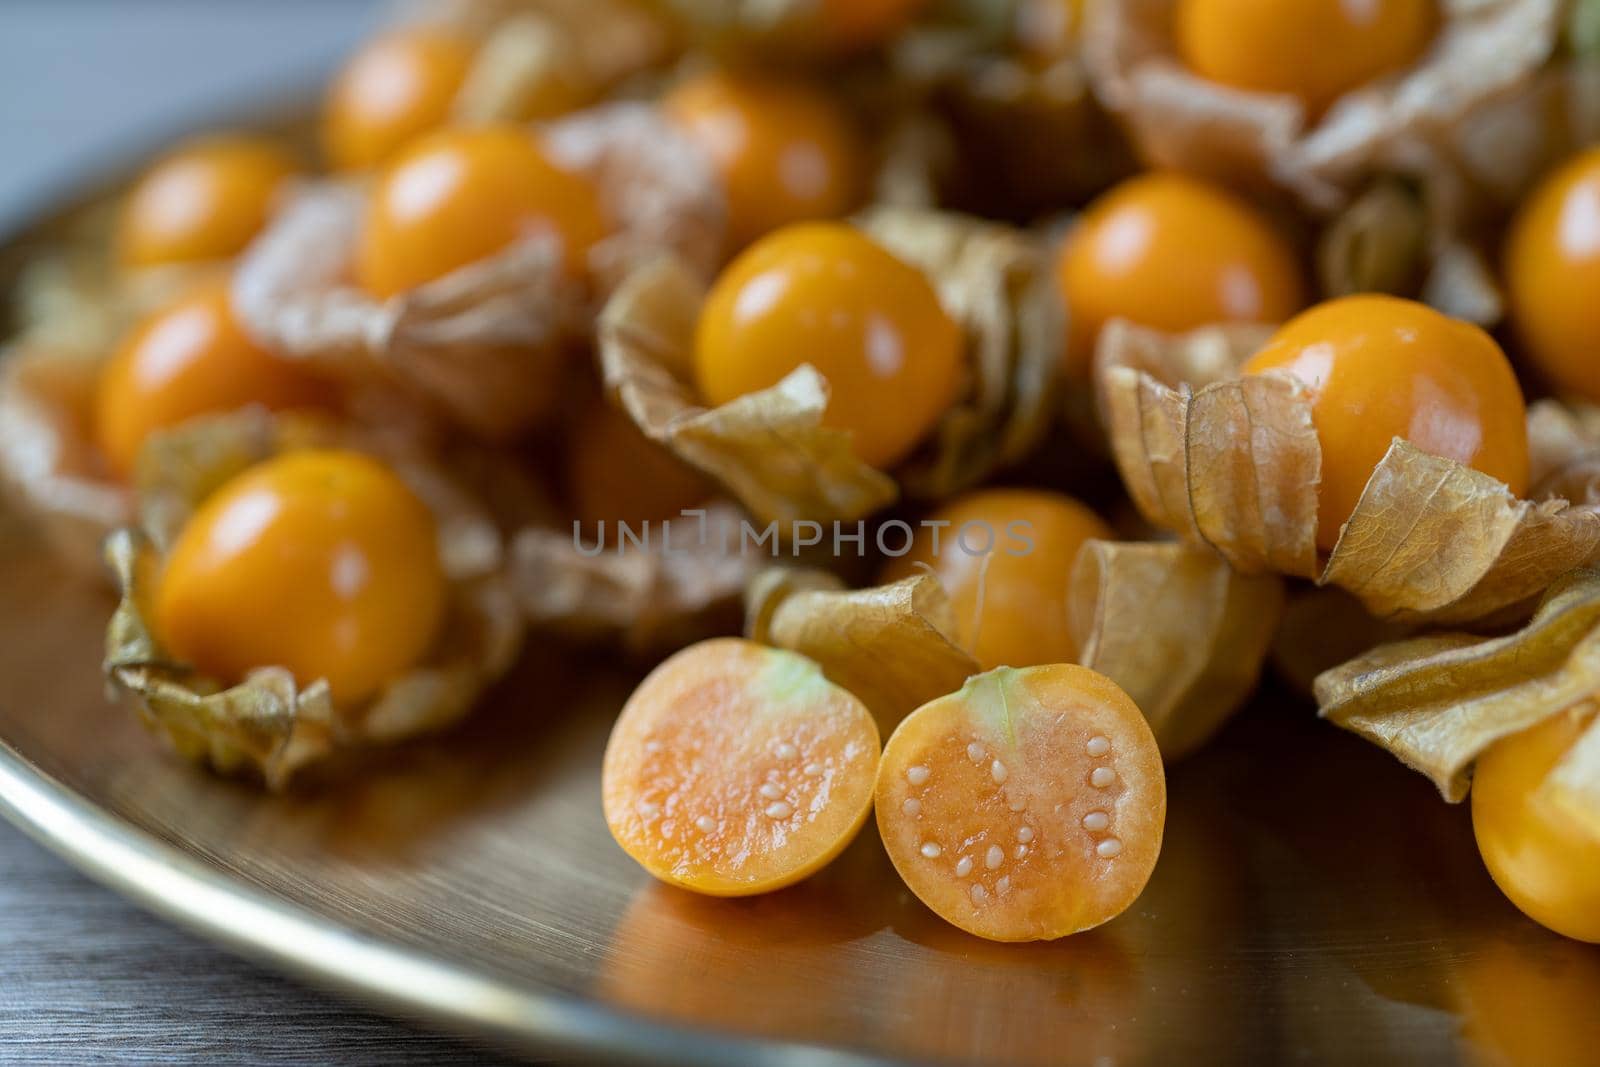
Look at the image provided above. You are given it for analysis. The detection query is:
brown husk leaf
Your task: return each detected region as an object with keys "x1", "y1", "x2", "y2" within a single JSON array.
[
  {"x1": 102, "y1": 409, "x2": 523, "y2": 789},
  {"x1": 447, "y1": 0, "x2": 678, "y2": 122},
  {"x1": 1098, "y1": 322, "x2": 1600, "y2": 623},
  {"x1": 1082, "y1": 0, "x2": 1565, "y2": 212},
  {"x1": 1070, "y1": 538, "x2": 1284, "y2": 760},
  {"x1": 884, "y1": 19, "x2": 1135, "y2": 217},
  {"x1": 1270, "y1": 586, "x2": 1417, "y2": 698},
  {"x1": 1316, "y1": 179, "x2": 1504, "y2": 326},
  {"x1": 1446, "y1": 59, "x2": 1600, "y2": 215},
  {"x1": 0, "y1": 345, "x2": 127, "y2": 574},
  {"x1": 232, "y1": 104, "x2": 724, "y2": 440},
  {"x1": 12, "y1": 244, "x2": 211, "y2": 358},
  {"x1": 745, "y1": 568, "x2": 979, "y2": 732},
  {"x1": 599, "y1": 207, "x2": 1062, "y2": 526},
  {"x1": 656, "y1": 0, "x2": 836, "y2": 53},
  {"x1": 508, "y1": 501, "x2": 754, "y2": 650},
  {"x1": 1315, "y1": 567, "x2": 1600, "y2": 802},
  {"x1": 858, "y1": 206, "x2": 1062, "y2": 497},
  {"x1": 1527, "y1": 397, "x2": 1600, "y2": 500}
]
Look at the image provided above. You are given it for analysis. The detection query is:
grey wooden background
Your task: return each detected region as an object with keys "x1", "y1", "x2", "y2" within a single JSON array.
[{"x1": 0, "y1": 3, "x2": 529, "y2": 1062}]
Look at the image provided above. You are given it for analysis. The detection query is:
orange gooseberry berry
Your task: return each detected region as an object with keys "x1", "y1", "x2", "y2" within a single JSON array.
[
  {"x1": 1241, "y1": 295, "x2": 1529, "y2": 552},
  {"x1": 354, "y1": 124, "x2": 610, "y2": 300},
  {"x1": 94, "y1": 279, "x2": 328, "y2": 479},
  {"x1": 694, "y1": 222, "x2": 964, "y2": 470},
  {"x1": 1057, "y1": 172, "x2": 1305, "y2": 378},
  {"x1": 1471, "y1": 703, "x2": 1600, "y2": 943},
  {"x1": 664, "y1": 71, "x2": 865, "y2": 249},
  {"x1": 880, "y1": 489, "x2": 1111, "y2": 671},
  {"x1": 567, "y1": 401, "x2": 710, "y2": 532},
  {"x1": 155, "y1": 449, "x2": 447, "y2": 707},
  {"x1": 603, "y1": 638, "x2": 881, "y2": 896},
  {"x1": 322, "y1": 28, "x2": 475, "y2": 172},
  {"x1": 1175, "y1": 0, "x2": 1437, "y2": 116},
  {"x1": 1505, "y1": 147, "x2": 1600, "y2": 402},
  {"x1": 876, "y1": 664, "x2": 1166, "y2": 941},
  {"x1": 116, "y1": 136, "x2": 299, "y2": 269}
]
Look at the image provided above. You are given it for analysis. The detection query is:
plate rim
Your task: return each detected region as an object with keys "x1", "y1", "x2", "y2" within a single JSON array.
[
  {"x1": 0, "y1": 85, "x2": 897, "y2": 1067},
  {"x1": 0, "y1": 739, "x2": 893, "y2": 1067}
]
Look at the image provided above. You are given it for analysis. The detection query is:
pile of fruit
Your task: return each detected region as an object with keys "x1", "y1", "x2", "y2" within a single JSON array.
[{"x1": 2, "y1": 0, "x2": 1597, "y2": 944}]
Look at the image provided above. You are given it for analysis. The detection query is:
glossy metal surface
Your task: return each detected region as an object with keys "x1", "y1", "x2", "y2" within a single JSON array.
[
  {"x1": 3, "y1": 202, "x2": 1600, "y2": 1067},
  {"x1": 3, "y1": 519, "x2": 1600, "y2": 1065}
]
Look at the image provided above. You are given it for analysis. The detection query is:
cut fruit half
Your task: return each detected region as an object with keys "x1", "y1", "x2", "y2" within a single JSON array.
[
  {"x1": 877, "y1": 664, "x2": 1166, "y2": 941},
  {"x1": 602, "y1": 638, "x2": 880, "y2": 896}
]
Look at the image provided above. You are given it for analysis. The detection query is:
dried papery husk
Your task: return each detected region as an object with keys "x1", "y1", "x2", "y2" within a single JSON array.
[
  {"x1": 1447, "y1": 57, "x2": 1600, "y2": 214},
  {"x1": 871, "y1": 108, "x2": 960, "y2": 209},
  {"x1": 886, "y1": 18, "x2": 1133, "y2": 217},
  {"x1": 1528, "y1": 398, "x2": 1600, "y2": 501},
  {"x1": 1318, "y1": 173, "x2": 1507, "y2": 326},
  {"x1": 102, "y1": 410, "x2": 523, "y2": 789},
  {"x1": 1082, "y1": 0, "x2": 1564, "y2": 212},
  {"x1": 1095, "y1": 319, "x2": 1314, "y2": 574},
  {"x1": 656, "y1": 0, "x2": 842, "y2": 53},
  {"x1": 0, "y1": 344, "x2": 127, "y2": 573},
  {"x1": 597, "y1": 255, "x2": 899, "y2": 526},
  {"x1": 448, "y1": 0, "x2": 679, "y2": 123},
  {"x1": 1069, "y1": 539, "x2": 1284, "y2": 760},
  {"x1": 233, "y1": 105, "x2": 723, "y2": 440},
  {"x1": 857, "y1": 206, "x2": 1062, "y2": 497},
  {"x1": 539, "y1": 103, "x2": 725, "y2": 288},
  {"x1": 1098, "y1": 321, "x2": 1600, "y2": 623},
  {"x1": 1315, "y1": 567, "x2": 1600, "y2": 803},
  {"x1": 1270, "y1": 586, "x2": 1416, "y2": 698},
  {"x1": 1315, "y1": 178, "x2": 1502, "y2": 325},
  {"x1": 12, "y1": 248, "x2": 212, "y2": 358},
  {"x1": 744, "y1": 567, "x2": 979, "y2": 732},
  {"x1": 508, "y1": 501, "x2": 755, "y2": 650}
]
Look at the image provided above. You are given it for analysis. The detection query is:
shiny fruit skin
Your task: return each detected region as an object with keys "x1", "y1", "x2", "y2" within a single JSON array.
[
  {"x1": 1058, "y1": 173, "x2": 1304, "y2": 377},
  {"x1": 1505, "y1": 147, "x2": 1600, "y2": 403},
  {"x1": 664, "y1": 71, "x2": 864, "y2": 248},
  {"x1": 876, "y1": 664, "x2": 1166, "y2": 942},
  {"x1": 881, "y1": 489, "x2": 1111, "y2": 671},
  {"x1": 602, "y1": 638, "x2": 881, "y2": 896},
  {"x1": 95, "y1": 280, "x2": 328, "y2": 478},
  {"x1": 322, "y1": 28, "x2": 475, "y2": 172},
  {"x1": 155, "y1": 449, "x2": 447, "y2": 707},
  {"x1": 1242, "y1": 295, "x2": 1528, "y2": 552},
  {"x1": 116, "y1": 136, "x2": 299, "y2": 269},
  {"x1": 1472, "y1": 704, "x2": 1600, "y2": 943},
  {"x1": 1175, "y1": 0, "x2": 1437, "y2": 115},
  {"x1": 354, "y1": 124, "x2": 609, "y2": 299},
  {"x1": 694, "y1": 222, "x2": 963, "y2": 470}
]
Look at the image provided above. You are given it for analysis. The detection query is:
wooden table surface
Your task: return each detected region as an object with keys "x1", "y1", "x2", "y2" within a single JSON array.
[{"x1": 0, "y1": 820, "x2": 536, "y2": 1064}]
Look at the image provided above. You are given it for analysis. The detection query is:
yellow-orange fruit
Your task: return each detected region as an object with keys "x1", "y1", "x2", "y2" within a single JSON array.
[
  {"x1": 1058, "y1": 173, "x2": 1304, "y2": 377},
  {"x1": 1242, "y1": 295, "x2": 1528, "y2": 552},
  {"x1": 694, "y1": 222, "x2": 963, "y2": 470},
  {"x1": 156, "y1": 450, "x2": 447, "y2": 706}
]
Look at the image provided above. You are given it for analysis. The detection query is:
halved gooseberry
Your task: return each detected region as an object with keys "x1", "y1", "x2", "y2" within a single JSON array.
[
  {"x1": 602, "y1": 638, "x2": 880, "y2": 896},
  {"x1": 877, "y1": 663, "x2": 1165, "y2": 942}
]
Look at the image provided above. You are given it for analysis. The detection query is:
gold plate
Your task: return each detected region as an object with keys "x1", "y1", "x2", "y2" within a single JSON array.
[{"x1": 3, "y1": 193, "x2": 1599, "y2": 1067}]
